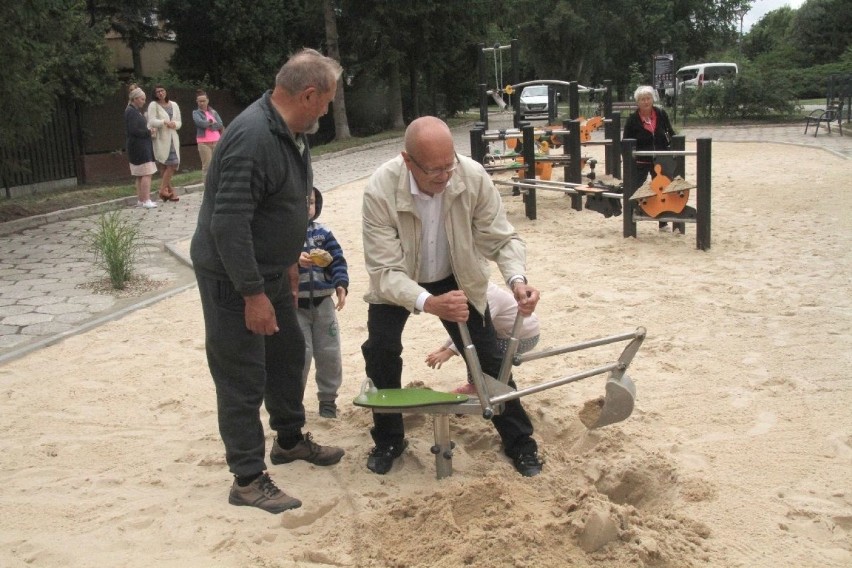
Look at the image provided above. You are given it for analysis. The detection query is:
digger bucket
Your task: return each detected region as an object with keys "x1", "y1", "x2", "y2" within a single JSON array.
[
  {"x1": 512, "y1": 326, "x2": 645, "y2": 430},
  {"x1": 579, "y1": 373, "x2": 636, "y2": 429}
]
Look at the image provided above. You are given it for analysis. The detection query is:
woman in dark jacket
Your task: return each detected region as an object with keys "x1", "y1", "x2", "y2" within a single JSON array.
[
  {"x1": 124, "y1": 87, "x2": 158, "y2": 209},
  {"x1": 623, "y1": 85, "x2": 676, "y2": 229}
]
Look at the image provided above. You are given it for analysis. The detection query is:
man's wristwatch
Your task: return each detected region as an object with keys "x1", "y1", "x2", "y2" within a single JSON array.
[{"x1": 509, "y1": 275, "x2": 527, "y2": 289}]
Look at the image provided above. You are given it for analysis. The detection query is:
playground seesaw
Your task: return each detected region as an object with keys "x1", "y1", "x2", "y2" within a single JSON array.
[{"x1": 354, "y1": 314, "x2": 646, "y2": 479}]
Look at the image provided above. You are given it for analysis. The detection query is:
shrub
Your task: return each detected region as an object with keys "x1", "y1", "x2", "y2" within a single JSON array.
[
  {"x1": 87, "y1": 211, "x2": 143, "y2": 290},
  {"x1": 676, "y1": 68, "x2": 798, "y2": 120}
]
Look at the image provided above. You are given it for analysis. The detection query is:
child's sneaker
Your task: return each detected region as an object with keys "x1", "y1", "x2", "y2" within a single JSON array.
[{"x1": 318, "y1": 401, "x2": 337, "y2": 419}]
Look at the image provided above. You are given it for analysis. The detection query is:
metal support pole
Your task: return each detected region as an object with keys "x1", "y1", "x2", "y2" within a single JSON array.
[{"x1": 433, "y1": 415, "x2": 453, "y2": 479}]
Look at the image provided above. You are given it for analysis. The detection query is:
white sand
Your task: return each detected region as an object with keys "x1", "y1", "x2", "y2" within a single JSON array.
[{"x1": 0, "y1": 141, "x2": 850, "y2": 567}]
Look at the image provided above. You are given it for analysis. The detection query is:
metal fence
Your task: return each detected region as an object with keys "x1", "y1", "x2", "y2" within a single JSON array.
[
  {"x1": 1, "y1": 102, "x2": 79, "y2": 196},
  {"x1": 2, "y1": 86, "x2": 246, "y2": 194}
]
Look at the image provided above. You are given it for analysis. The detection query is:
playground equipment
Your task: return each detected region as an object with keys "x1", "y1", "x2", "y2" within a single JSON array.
[
  {"x1": 354, "y1": 313, "x2": 646, "y2": 479},
  {"x1": 621, "y1": 137, "x2": 713, "y2": 250},
  {"x1": 478, "y1": 41, "x2": 520, "y2": 129},
  {"x1": 471, "y1": 120, "x2": 624, "y2": 220},
  {"x1": 477, "y1": 41, "x2": 612, "y2": 130},
  {"x1": 475, "y1": 118, "x2": 600, "y2": 182}
]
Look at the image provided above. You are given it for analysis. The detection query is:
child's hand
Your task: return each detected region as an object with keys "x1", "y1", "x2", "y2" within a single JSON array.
[
  {"x1": 335, "y1": 286, "x2": 346, "y2": 311},
  {"x1": 298, "y1": 252, "x2": 313, "y2": 268},
  {"x1": 425, "y1": 347, "x2": 455, "y2": 369}
]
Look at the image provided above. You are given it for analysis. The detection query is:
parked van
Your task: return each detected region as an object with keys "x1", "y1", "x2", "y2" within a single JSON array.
[{"x1": 665, "y1": 62, "x2": 738, "y2": 102}]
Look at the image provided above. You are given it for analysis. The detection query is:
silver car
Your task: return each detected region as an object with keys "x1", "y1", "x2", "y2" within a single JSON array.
[{"x1": 519, "y1": 85, "x2": 549, "y2": 118}]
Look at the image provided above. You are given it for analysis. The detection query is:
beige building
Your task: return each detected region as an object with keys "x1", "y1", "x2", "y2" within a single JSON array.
[{"x1": 104, "y1": 29, "x2": 176, "y2": 78}]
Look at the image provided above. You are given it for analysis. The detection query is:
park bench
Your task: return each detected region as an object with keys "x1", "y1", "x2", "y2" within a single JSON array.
[{"x1": 804, "y1": 99, "x2": 845, "y2": 137}]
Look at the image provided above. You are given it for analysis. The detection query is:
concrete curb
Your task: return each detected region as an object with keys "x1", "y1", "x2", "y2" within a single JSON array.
[
  {"x1": 0, "y1": 184, "x2": 207, "y2": 237},
  {"x1": 0, "y1": 280, "x2": 198, "y2": 366}
]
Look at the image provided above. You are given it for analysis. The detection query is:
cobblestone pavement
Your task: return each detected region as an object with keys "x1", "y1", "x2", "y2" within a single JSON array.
[{"x1": 0, "y1": 116, "x2": 848, "y2": 363}]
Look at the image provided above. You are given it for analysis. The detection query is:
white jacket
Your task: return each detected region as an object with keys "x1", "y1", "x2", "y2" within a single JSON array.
[
  {"x1": 362, "y1": 154, "x2": 526, "y2": 316},
  {"x1": 147, "y1": 100, "x2": 182, "y2": 164}
]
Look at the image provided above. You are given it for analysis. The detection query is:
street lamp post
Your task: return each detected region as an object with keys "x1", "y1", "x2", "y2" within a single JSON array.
[{"x1": 734, "y1": 6, "x2": 749, "y2": 55}]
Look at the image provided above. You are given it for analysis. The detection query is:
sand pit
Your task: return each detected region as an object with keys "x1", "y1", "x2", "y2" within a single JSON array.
[{"x1": 0, "y1": 140, "x2": 850, "y2": 567}]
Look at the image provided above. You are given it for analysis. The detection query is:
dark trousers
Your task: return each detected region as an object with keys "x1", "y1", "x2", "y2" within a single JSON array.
[
  {"x1": 196, "y1": 272, "x2": 306, "y2": 477},
  {"x1": 361, "y1": 275, "x2": 537, "y2": 459}
]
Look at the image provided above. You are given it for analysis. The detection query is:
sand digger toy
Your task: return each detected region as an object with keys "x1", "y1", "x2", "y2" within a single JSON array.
[{"x1": 355, "y1": 315, "x2": 646, "y2": 479}]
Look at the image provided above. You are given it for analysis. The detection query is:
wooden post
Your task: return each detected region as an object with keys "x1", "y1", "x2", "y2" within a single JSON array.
[
  {"x1": 522, "y1": 124, "x2": 536, "y2": 220},
  {"x1": 566, "y1": 119, "x2": 582, "y2": 212},
  {"x1": 696, "y1": 138, "x2": 712, "y2": 251},
  {"x1": 621, "y1": 138, "x2": 637, "y2": 238}
]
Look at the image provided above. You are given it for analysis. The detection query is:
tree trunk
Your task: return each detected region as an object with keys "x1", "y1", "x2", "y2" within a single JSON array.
[
  {"x1": 131, "y1": 45, "x2": 144, "y2": 79},
  {"x1": 323, "y1": 0, "x2": 350, "y2": 140},
  {"x1": 408, "y1": 62, "x2": 419, "y2": 119},
  {"x1": 388, "y1": 62, "x2": 405, "y2": 129}
]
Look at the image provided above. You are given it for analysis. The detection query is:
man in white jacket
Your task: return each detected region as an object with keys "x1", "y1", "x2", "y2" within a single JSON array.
[{"x1": 361, "y1": 116, "x2": 543, "y2": 477}]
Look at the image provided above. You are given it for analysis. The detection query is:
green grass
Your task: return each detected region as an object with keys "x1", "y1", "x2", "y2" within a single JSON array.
[{"x1": 86, "y1": 210, "x2": 143, "y2": 290}]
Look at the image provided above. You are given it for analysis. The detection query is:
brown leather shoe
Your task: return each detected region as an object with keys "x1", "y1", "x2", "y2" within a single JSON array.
[
  {"x1": 270, "y1": 433, "x2": 344, "y2": 466},
  {"x1": 228, "y1": 472, "x2": 301, "y2": 513}
]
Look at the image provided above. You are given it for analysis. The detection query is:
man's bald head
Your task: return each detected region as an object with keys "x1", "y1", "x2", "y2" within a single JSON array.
[{"x1": 404, "y1": 116, "x2": 453, "y2": 156}]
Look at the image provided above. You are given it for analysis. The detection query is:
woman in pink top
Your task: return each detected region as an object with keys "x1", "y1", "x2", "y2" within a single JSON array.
[{"x1": 192, "y1": 89, "x2": 225, "y2": 183}]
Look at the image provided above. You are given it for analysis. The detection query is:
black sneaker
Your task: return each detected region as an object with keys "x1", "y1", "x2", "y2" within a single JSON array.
[
  {"x1": 366, "y1": 440, "x2": 409, "y2": 475},
  {"x1": 513, "y1": 452, "x2": 543, "y2": 477},
  {"x1": 228, "y1": 472, "x2": 302, "y2": 514},
  {"x1": 270, "y1": 432, "x2": 344, "y2": 466}
]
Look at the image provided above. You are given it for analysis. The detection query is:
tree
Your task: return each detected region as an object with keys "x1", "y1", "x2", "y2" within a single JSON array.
[
  {"x1": 337, "y1": 0, "x2": 490, "y2": 126},
  {"x1": 86, "y1": 0, "x2": 161, "y2": 78},
  {"x1": 324, "y1": 0, "x2": 351, "y2": 140},
  {"x1": 0, "y1": 1, "x2": 113, "y2": 184},
  {"x1": 791, "y1": 0, "x2": 852, "y2": 65},
  {"x1": 507, "y1": 0, "x2": 750, "y2": 97},
  {"x1": 160, "y1": 0, "x2": 322, "y2": 104},
  {"x1": 742, "y1": 6, "x2": 796, "y2": 60}
]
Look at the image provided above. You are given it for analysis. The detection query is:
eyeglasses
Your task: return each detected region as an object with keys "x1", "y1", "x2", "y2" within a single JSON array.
[{"x1": 407, "y1": 152, "x2": 458, "y2": 178}]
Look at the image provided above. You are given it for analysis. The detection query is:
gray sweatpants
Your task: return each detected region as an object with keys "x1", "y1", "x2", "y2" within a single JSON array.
[{"x1": 297, "y1": 296, "x2": 343, "y2": 402}]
